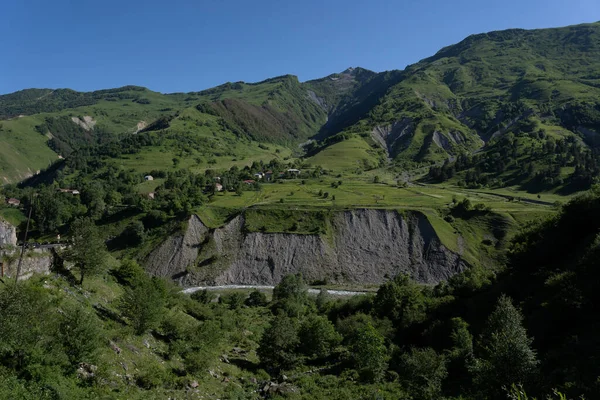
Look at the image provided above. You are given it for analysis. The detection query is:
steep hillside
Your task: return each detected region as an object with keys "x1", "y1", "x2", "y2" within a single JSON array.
[{"x1": 307, "y1": 22, "x2": 600, "y2": 179}]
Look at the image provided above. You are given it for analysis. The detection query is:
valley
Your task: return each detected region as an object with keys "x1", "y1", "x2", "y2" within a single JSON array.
[{"x1": 1, "y1": 19, "x2": 600, "y2": 400}]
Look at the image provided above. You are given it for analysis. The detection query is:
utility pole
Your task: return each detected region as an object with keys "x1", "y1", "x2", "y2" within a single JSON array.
[{"x1": 15, "y1": 206, "x2": 32, "y2": 282}]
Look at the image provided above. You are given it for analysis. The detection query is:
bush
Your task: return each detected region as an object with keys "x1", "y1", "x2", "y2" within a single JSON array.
[
  {"x1": 245, "y1": 290, "x2": 268, "y2": 307},
  {"x1": 191, "y1": 289, "x2": 216, "y2": 304},
  {"x1": 119, "y1": 277, "x2": 166, "y2": 335},
  {"x1": 257, "y1": 314, "x2": 300, "y2": 373},
  {"x1": 219, "y1": 292, "x2": 247, "y2": 309},
  {"x1": 348, "y1": 323, "x2": 388, "y2": 383},
  {"x1": 395, "y1": 347, "x2": 447, "y2": 400},
  {"x1": 58, "y1": 305, "x2": 102, "y2": 366},
  {"x1": 298, "y1": 315, "x2": 341, "y2": 359}
]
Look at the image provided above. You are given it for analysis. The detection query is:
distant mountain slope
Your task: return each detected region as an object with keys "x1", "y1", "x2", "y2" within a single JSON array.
[
  {"x1": 342, "y1": 22, "x2": 600, "y2": 166},
  {"x1": 3, "y1": 22, "x2": 600, "y2": 187}
]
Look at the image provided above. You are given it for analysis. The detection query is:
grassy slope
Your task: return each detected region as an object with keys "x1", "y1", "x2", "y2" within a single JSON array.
[{"x1": 311, "y1": 22, "x2": 600, "y2": 169}]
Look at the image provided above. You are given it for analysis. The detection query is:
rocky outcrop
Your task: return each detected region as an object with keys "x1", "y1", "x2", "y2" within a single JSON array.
[
  {"x1": 145, "y1": 215, "x2": 209, "y2": 280},
  {"x1": 145, "y1": 209, "x2": 467, "y2": 286},
  {"x1": 0, "y1": 248, "x2": 54, "y2": 280},
  {"x1": 371, "y1": 118, "x2": 414, "y2": 158},
  {"x1": 0, "y1": 219, "x2": 17, "y2": 248}
]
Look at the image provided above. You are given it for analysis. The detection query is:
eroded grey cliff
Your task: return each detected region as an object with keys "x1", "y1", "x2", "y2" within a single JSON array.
[
  {"x1": 145, "y1": 209, "x2": 467, "y2": 286},
  {"x1": 146, "y1": 209, "x2": 466, "y2": 286}
]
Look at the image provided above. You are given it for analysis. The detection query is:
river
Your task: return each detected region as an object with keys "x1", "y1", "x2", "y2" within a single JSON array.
[{"x1": 182, "y1": 285, "x2": 369, "y2": 297}]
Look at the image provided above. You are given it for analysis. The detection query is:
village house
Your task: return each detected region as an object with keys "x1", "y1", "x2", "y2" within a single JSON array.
[
  {"x1": 243, "y1": 179, "x2": 256, "y2": 185},
  {"x1": 6, "y1": 198, "x2": 20, "y2": 207},
  {"x1": 144, "y1": 175, "x2": 154, "y2": 181},
  {"x1": 254, "y1": 173, "x2": 263, "y2": 179},
  {"x1": 287, "y1": 168, "x2": 301, "y2": 175},
  {"x1": 215, "y1": 183, "x2": 223, "y2": 192},
  {"x1": 264, "y1": 171, "x2": 273, "y2": 181},
  {"x1": 147, "y1": 192, "x2": 156, "y2": 200},
  {"x1": 58, "y1": 189, "x2": 80, "y2": 195}
]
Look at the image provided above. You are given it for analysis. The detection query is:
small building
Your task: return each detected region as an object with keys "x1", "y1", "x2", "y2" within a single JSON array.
[
  {"x1": 215, "y1": 183, "x2": 223, "y2": 192},
  {"x1": 6, "y1": 198, "x2": 20, "y2": 207},
  {"x1": 144, "y1": 175, "x2": 154, "y2": 181},
  {"x1": 264, "y1": 171, "x2": 273, "y2": 181},
  {"x1": 287, "y1": 168, "x2": 301, "y2": 175},
  {"x1": 147, "y1": 192, "x2": 156, "y2": 200},
  {"x1": 58, "y1": 189, "x2": 80, "y2": 195},
  {"x1": 243, "y1": 180, "x2": 256, "y2": 185},
  {"x1": 254, "y1": 173, "x2": 263, "y2": 179}
]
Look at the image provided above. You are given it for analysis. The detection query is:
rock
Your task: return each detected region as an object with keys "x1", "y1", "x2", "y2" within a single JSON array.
[
  {"x1": 126, "y1": 344, "x2": 140, "y2": 354},
  {"x1": 0, "y1": 219, "x2": 17, "y2": 247},
  {"x1": 77, "y1": 363, "x2": 97, "y2": 380},
  {"x1": 110, "y1": 341, "x2": 122, "y2": 354},
  {"x1": 147, "y1": 210, "x2": 467, "y2": 286}
]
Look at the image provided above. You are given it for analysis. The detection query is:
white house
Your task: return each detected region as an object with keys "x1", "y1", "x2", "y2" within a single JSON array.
[{"x1": 144, "y1": 175, "x2": 154, "y2": 181}]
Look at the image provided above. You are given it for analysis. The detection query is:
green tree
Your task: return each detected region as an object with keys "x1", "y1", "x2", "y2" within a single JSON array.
[
  {"x1": 65, "y1": 217, "x2": 109, "y2": 284},
  {"x1": 374, "y1": 274, "x2": 427, "y2": 328},
  {"x1": 396, "y1": 347, "x2": 447, "y2": 400},
  {"x1": 58, "y1": 305, "x2": 102, "y2": 366},
  {"x1": 257, "y1": 314, "x2": 300, "y2": 373},
  {"x1": 445, "y1": 317, "x2": 474, "y2": 395},
  {"x1": 219, "y1": 292, "x2": 246, "y2": 309},
  {"x1": 272, "y1": 273, "x2": 309, "y2": 317},
  {"x1": 349, "y1": 323, "x2": 388, "y2": 383},
  {"x1": 245, "y1": 290, "x2": 268, "y2": 307},
  {"x1": 119, "y1": 277, "x2": 166, "y2": 335},
  {"x1": 298, "y1": 315, "x2": 341, "y2": 359},
  {"x1": 472, "y1": 295, "x2": 539, "y2": 399},
  {"x1": 191, "y1": 289, "x2": 216, "y2": 304},
  {"x1": 0, "y1": 282, "x2": 51, "y2": 371},
  {"x1": 119, "y1": 220, "x2": 146, "y2": 247}
]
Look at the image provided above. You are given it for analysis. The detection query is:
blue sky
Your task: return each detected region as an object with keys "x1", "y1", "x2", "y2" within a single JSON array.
[{"x1": 2, "y1": 0, "x2": 599, "y2": 94}]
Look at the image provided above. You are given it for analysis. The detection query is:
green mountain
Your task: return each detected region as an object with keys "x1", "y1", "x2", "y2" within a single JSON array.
[{"x1": 3, "y1": 22, "x2": 600, "y2": 188}]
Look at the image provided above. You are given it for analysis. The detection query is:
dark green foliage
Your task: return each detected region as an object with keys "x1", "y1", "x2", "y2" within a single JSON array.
[
  {"x1": 272, "y1": 273, "x2": 309, "y2": 317},
  {"x1": 245, "y1": 290, "x2": 268, "y2": 307},
  {"x1": 112, "y1": 259, "x2": 145, "y2": 286},
  {"x1": 0, "y1": 282, "x2": 52, "y2": 371},
  {"x1": 471, "y1": 295, "x2": 539, "y2": 399},
  {"x1": 348, "y1": 323, "x2": 388, "y2": 383},
  {"x1": 257, "y1": 314, "x2": 300, "y2": 373},
  {"x1": 298, "y1": 315, "x2": 341, "y2": 359},
  {"x1": 64, "y1": 217, "x2": 109, "y2": 284},
  {"x1": 119, "y1": 275, "x2": 166, "y2": 335},
  {"x1": 395, "y1": 347, "x2": 447, "y2": 400},
  {"x1": 118, "y1": 220, "x2": 146, "y2": 247},
  {"x1": 374, "y1": 274, "x2": 427, "y2": 328},
  {"x1": 191, "y1": 289, "x2": 216, "y2": 304},
  {"x1": 219, "y1": 292, "x2": 247, "y2": 309},
  {"x1": 58, "y1": 305, "x2": 102, "y2": 366}
]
